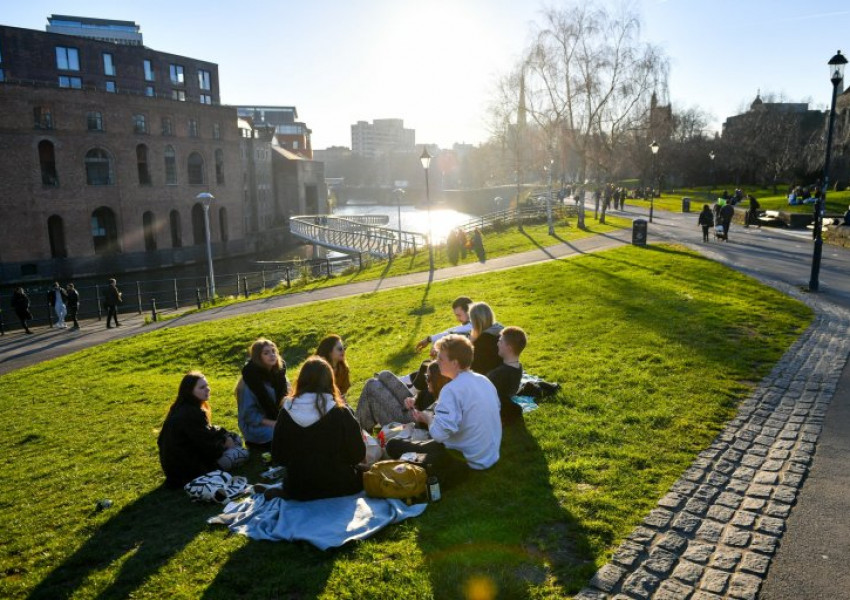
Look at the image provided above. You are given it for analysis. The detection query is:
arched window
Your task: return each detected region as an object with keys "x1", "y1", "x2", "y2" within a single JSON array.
[
  {"x1": 169, "y1": 209, "x2": 182, "y2": 248},
  {"x1": 85, "y1": 148, "x2": 113, "y2": 185},
  {"x1": 215, "y1": 149, "x2": 225, "y2": 184},
  {"x1": 219, "y1": 207, "x2": 229, "y2": 242},
  {"x1": 187, "y1": 152, "x2": 205, "y2": 185},
  {"x1": 164, "y1": 145, "x2": 177, "y2": 185},
  {"x1": 91, "y1": 207, "x2": 119, "y2": 254},
  {"x1": 47, "y1": 215, "x2": 67, "y2": 258},
  {"x1": 143, "y1": 211, "x2": 157, "y2": 251},
  {"x1": 192, "y1": 202, "x2": 207, "y2": 245},
  {"x1": 136, "y1": 144, "x2": 151, "y2": 185},
  {"x1": 39, "y1": 140, "x2": 59, "y2": 186}
]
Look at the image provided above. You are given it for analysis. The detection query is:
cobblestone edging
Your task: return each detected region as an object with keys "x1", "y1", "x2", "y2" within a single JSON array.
[{"x1": 575, "y1": 298, "x2": 850, "y2": 600}]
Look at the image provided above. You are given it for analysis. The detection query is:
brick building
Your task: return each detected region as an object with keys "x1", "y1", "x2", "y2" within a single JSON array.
[{"x1": 0, "y1": 20, "x2": 248, "y2": 283}]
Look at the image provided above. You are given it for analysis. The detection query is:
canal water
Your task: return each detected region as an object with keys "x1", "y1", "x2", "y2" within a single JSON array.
[{"x1": 334, "y1": 204, "x2": 475, "y2": 244}]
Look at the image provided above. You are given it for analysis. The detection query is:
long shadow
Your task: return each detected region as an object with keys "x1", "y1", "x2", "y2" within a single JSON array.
[
  {"x1": 382, "y1": 279, "x2": 435, "y2": 372},
  {"x1": 26, "y1": 487, "x2": 210, "y2": 600},
  {"x1": 518, "y1": 230, "x2": 562, "y2": 260},
  {"x1": 371, "y1": 255, "x2": 396, "y2": 292},
  {"x1": 419, "y1": 421, "x2": 594, "y2": 597}
]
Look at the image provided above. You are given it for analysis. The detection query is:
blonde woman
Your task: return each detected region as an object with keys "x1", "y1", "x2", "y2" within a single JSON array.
[{"x1": 468, "y1": 302, "x2": 504, "y2": 375}]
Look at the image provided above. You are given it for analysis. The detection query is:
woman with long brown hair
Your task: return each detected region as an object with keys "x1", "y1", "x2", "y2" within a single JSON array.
[
  {"x1": 236, "y1": 338, "x2": 289, "y2": 446},
  {"x1": 158, "y1": 372, "x2": 247, "y2": 487},
  {"x1": 316, "y1": 334, "x2": 351, "y2": 396},
  {"x1": 271, "y1": 357, "x2": 365, "y2": 500}
]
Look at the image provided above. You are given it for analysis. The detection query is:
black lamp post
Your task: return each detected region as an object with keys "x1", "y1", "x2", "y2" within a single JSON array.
[
  {"x1": 709, "y1": 151, "x2": 716, "y2": 199},
  {"x1": 649, "y1": 140, "x2": 659, "y2": 223},
  {"x1": 420, "y1": 147, "x2": 434, "y2": 271},
  {"x1": 810, "y1": 50, "x2": 847, "y2": 292}
]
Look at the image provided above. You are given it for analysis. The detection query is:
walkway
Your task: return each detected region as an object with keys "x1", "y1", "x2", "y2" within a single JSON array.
[{"x1": 2, "y1": 204, "x2": 850, "y2": 599}]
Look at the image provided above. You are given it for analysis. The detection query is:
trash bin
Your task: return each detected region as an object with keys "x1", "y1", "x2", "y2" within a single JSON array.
[
  {"x1": 632, "y1": 219, "x2": 647, "y2": 246},
  {"x1": 682, "y1": 197, "x2": 691, "y2": 213}
]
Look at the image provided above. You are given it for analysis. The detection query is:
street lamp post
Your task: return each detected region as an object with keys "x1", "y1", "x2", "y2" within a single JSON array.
[
  {"x1": 394, "y1": 187, "x2": 405, "y2": 253},
  {"x1": 709, "y1": 151, "x2": 716, "y2": 199},
  {"x1": 197, "y1": 192, "x2": 216, "y2": 299},
  {"x1": 419, "y1": 147, "x2": 434, "y2": 271},
  {"x1": 649, "y1": 141, "x2": 660, "y2": 223},
  {"x1": 546, "y1": 158, "x2": 555, "y2": 235},
  {"x1": 810, "y1": 50, "x2": 847, "y2": 292}
]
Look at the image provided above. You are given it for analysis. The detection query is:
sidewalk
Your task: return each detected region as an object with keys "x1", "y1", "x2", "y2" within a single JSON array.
[{"x1": 3, "y1": 206, "x2": 849, "y2": 599}]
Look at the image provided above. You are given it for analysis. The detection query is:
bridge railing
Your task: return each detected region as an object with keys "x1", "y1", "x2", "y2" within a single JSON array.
[
  {"x1": 289, "y1": 215, "x2": 426, "y2": 257},
  {"x1": 456, "y1": 204, "x2": 578, "y2": 234}
]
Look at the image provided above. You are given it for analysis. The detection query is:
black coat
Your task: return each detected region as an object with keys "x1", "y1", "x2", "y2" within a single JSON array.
[
  {"x1": 158, "y1": 402, "x2": 227, "y2": 488},
  {"x1": 487, "y1": 363, "x2": 524, "y2": 423},
  {"x1": 241, "y1": 360, "x2": 288, "y2": 420},
  {"x1": 471, "y1": 324, "x2": 504, "y2": 375},
  {"x1": 66, "y1": 288, "x2": 80, "y2": 309},
  {"x1": 11, "y1": 291, "x2": 32, "y2": 320}
]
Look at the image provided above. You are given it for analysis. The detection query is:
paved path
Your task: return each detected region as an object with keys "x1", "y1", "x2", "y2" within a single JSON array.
[{"x1": 3, "y1": 205, "x2": 850, "y2": 599}]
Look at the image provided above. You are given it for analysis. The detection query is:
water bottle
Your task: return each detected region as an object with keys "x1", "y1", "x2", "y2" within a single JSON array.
[{"x1": 427, "y1": 475, "x2": 441, "y2": 502}]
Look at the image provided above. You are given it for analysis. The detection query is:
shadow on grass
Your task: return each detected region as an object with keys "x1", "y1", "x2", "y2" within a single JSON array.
[
  {"x1": 26, "y1": 487, "x2": 208, "y2": 600},
  {"x1": 420, "y1": 422, "x2": 594, "y2": 598}
]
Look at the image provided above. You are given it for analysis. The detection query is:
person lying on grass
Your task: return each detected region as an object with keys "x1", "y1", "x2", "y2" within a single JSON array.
[
  {"x1": 271, "y1": 356, "x2": 365, "y2": 500},
  {"x1": 387, "y1": 335, "x2": 501, "y2": 487},
  {"x1": 487, "y1": 326, "x2": 527, "y2": 425},
  {"x1": 158, "y1": 372, "x2": 248, "y2": 488},
  {"x1": 236, "y1": 338, "x2": 289, "y2": 448}
]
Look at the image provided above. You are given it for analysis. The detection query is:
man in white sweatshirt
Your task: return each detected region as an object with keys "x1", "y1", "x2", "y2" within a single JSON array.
[{"x1": 388, "y1": 334, "x2": 502, "y2": 481}]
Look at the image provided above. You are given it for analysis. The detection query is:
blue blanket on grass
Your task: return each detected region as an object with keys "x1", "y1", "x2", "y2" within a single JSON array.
[{"x1": 208, "y1": 492, "x2": 427, "y2": 550}]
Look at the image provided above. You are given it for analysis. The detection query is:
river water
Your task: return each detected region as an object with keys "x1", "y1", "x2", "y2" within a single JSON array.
[{"x1": 334, "y1": 204, "x2": 475, "y2": 244}]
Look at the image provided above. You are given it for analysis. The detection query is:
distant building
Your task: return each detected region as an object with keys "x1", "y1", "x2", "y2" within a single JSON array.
[
  {"x1": 45, "y1": 14, "x2": 143, "y2": 46},
  {"x1": 351, "y1": 118, "x2": 415, "y2": 157},
  {"x1": 236, "y1": 106, "x2": 313, "y2": 159},
  {"x1": 722, "y1": 93, "x2": 823, "y2": 139},
  {"x1": 0, "y1": 19, "x2": 246, "y2": 283}
]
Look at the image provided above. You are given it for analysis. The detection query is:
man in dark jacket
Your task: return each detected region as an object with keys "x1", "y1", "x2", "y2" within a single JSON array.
[
  {"x1": 719, "y1": 201, "x2": 735, "y2": 241},
  {"x1": 104, "y1": 278, "x2": 122, "y2": 328},
  {"x1": 66, "y1": 283, "x2": 80, "y2": 329}
]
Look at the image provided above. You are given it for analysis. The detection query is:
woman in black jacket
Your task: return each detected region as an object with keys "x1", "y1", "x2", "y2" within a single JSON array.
[
  {"x1": 11, "y1": 287, "x2": 33, "y2": 334},
  {"x1": 158, "y1": 372, "x2": 240, "y2": 488},
  {"x1": 272, "y1": 356, "x2": 365, "y2": 500},
  {"x1": 469, "y1": 302, "x2": 504, "y2": 375}
]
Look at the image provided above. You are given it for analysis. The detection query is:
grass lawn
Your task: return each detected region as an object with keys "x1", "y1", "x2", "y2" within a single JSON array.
[
  {"x1": 655, "y1": 186, "x2": 850, "y2": 215},
  {"x1": 195, "y1": 213, "x2": 632, "y2": 312},
  {"x1": 0, "y1": 244, "x2": 812, "y2": 599}
]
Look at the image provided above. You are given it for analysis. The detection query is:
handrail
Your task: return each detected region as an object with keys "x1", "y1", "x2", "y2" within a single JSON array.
[{"x1": 289, "y1": 215, "x2": 426, "y2": 257}]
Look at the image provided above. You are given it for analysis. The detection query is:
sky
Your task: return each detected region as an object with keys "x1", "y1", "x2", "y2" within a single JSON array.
[{"x1": 4, "y1": 1, "x2": 850, "y2": 149}]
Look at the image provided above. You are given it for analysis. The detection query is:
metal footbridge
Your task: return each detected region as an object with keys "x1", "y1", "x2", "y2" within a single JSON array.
[{"x1": 288, "y1": 215, "x2": 426, "y2": 257}]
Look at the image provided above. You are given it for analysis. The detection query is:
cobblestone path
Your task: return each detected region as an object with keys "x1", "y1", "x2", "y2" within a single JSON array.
[{"x1": 576, "y1": 295, "x2": 850, "y2": 600}]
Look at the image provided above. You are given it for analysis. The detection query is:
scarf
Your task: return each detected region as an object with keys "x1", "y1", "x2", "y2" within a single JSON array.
[{"x1": 241, "y1": 360, "x2": 288, "y2": 420}]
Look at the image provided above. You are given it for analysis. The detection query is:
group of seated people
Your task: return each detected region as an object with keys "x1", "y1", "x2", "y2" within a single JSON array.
[{"x1": 157, "y1": 297, "x2": 529, "y2": 501}]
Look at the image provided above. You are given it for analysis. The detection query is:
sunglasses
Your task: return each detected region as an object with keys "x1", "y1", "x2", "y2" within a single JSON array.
[{"x1": 336, "y1": 345, "x2": 345, "y2": 351}]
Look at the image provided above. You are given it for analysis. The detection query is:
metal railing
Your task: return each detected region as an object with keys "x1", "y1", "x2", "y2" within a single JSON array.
[
  {"x1": 289, "y1": 215, "x2": 426, "y2": 257},
  {"x1": 455, "y1": 204, "x2": 579, "y2": 235}
]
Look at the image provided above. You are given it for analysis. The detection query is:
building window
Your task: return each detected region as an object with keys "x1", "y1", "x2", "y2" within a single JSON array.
[
  {"x1": 169, "y1": 209, "x2": 182, "y2": 247},
  {"x1": 34, "y1": 106, "x2": 53, "y2": 129},
  {"x1": 188, "y1": 119, "x2": 199, "y2": 137},
  {"x1": 103, "y1": 53, "x2": 115, "y2": 76},
  {"x1": 145, "y1": 85, "x2": 155, "y2": 97},
  {"x1": 215, "y1": 149, "x2": 225, "y2": 184},
  {"x1": 85, "y1": 148, "x2": 113, "y2": 185},
  {"x1": 187, "y1": 152, "x2": 205, "y2": 185},
  {"x1": 143, "y1": 211, "x2": 157, "y2": 251},
  {"x1": 39, "y1": 140, "x2": 59, "y2": 186},
  {"x1": 219, "y1": 207, "x2": 229, "y2": 242},
  {"x1": 212, "y1": 123, "x2": 221, "y2": 139},
  {"x1": 136, "y1": 144, "x2": 151, "y2": 185},
  {"x1": 58, "y1": 76, "x2": 82, "y2": 88},
  {"x1": 133, "y1": 114, "x2": 147, "y2": 134},
  {"x1": 105, "y1": 81, "x2": 116, "y2": 93},
  {"x1": 198, "y1": 69, "x2": 211, "y2": 90},
  {"x1": 293, "y1": 140, "x2": 299, "y2": 150},
  {"x1": 161, "y1": 117, "x2": 173, "y2": 136},
  {"x1": 164, "y1": 145, "x2": 177, "y2": 184},
  {"x1": 55, "y1": 46, "x2": 79, "y2": 71},
  {"x1": 144, "y1": 59, "x2": 155, "y2": 81},
  {"x1": 200, "y1": 94, "x2": 212, "y2": 105},
  {"x1": 87, "y1": 111, "x2": 103, "y2": 131},
  {"x1": 169, "y1": 64, "x2": 184, "y2": 85},
  {"x1": 171, "y1": 89, "x2": 186, "y2": 102},
  {"x1": 91, "y1": 207, "x2": 119, "y2": 255},
  {"x1": 48, "y1": 215, "x2": 68, "y2": 258}
]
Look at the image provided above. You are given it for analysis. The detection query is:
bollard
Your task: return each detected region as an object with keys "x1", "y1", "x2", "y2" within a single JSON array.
[
  {"x1": 326, "y1": 259, "x2": 331, "y2": 277},
  {"x1": 136, "y1": 281, "x2": 143, "y2": 314},
  {"x1": 261, "y1": 269, "x2": 266, "y2": 292},
  {"x1": 284, "y1": 267, "x2": 291, "y2": 288},
  {"x1": 358, "y1": 252, "x2": 363, "y2": 270},
  {"x1": 173, "y1": 279, "x2": 179, "y2": 309},
  {"x1": 0, "y1": 307, "x2": 5, "y2": 335},
  {"x1": 150, "y1": 298, "x2": 158, "y2": 322},
  {"x1": 195, "y1": 288, "x2": 202, "y2": 310},
  {"x1": 47, "y1": 298, "x2": 53, "y2": 328},
  {"x1": 242, "y1": 276, "x2": 249, "y2": 298},
  {"x1": 96, "y1": 285, "x2": 103, "y2": 320}
]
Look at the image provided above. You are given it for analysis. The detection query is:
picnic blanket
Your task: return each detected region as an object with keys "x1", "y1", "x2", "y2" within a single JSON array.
[{"x1": 208, "y1": 491, "x2": 427, "y2": 550}]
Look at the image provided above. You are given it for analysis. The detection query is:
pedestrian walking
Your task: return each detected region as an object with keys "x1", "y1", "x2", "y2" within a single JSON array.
[
  {"x1": 745, "y1": 195, "x2": 761, "y2": 228},
  {"x1": 719, "y1": 200, "x2": 734, "y2": 242},
  {"x1": 12, "y1": 287, "x2": 33, "y2": 334},
  {"x1": 104, "y1": 278, "x2": 123, "y2": 328},
  {"x1": 471, "y1": 228, "x2": 486, "y2": 263},
  {"x1": 66, "y1": 283, "x2": 80, "y2": 329},
  {"x1": 698, "y1": 204, "x2": 714, "y2": 242},
  {"x1": 47, "y1": 282, "x2": 68, "y2": 328}
]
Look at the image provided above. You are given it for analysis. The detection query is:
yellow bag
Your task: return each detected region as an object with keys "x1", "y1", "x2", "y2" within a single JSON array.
[{"x1": 363, "y1": 460, "x2": 427, "y2": 500}]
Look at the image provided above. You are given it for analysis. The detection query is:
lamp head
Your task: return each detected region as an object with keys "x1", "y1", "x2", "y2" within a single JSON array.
[
  {"x1": 419, "y1": 147, "x2": 432, "y2": 170},
  {"x1": 829, "y1": 50, "x2": 847, "y2": 85},
  {"x1": 196, "y1": 192, "x2": 215, "y2": 207},
  {"x1": 650, "y1": 140, "x2": 660, "y2": 155},
  {"x1": 709, "y1": 150, "x2": 716, "y2": 161}
]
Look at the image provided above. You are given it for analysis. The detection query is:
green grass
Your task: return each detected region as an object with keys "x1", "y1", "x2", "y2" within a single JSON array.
[
  {"x1": 656, "y1": 186, "x2": 850, "y2": 215},
  {"x1": 0, "y1": 244, "x2": 812, "y2": 599},
  {"x1": 181, "y1": 214, "x2": 632, "y2": 314}
]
